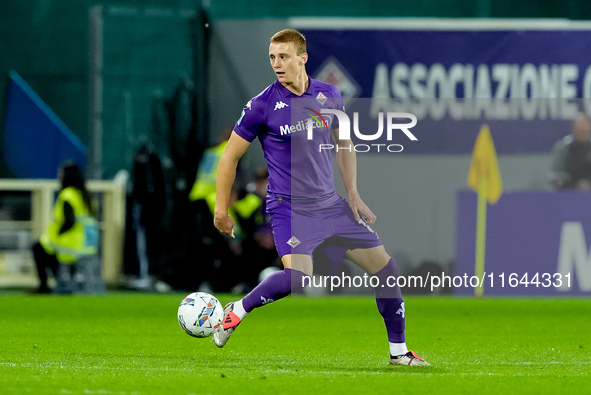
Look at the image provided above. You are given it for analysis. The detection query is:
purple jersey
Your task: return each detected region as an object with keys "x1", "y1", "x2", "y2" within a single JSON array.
[{"x1": 234, "y1": 79, "x2": 344, "y2": 210}]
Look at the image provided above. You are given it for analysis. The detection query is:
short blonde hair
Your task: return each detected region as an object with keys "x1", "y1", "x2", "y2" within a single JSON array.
[{"x1": 270, "y1": 29, "x2": 306, "y2": 55}]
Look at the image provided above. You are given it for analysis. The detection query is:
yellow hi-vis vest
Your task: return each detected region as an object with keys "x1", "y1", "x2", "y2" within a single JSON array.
[
  {"x1": 40, "y1": 187, "x2": 99, "y2": 263},
  {"x1": 204, "y1": 193, "x2": 261, "y2": 239},
  {"x1": 234, "y1": 193, "x2": 261, "y2": 220},
  {"x1": 198, "y1": 191, "x2": 261, "y2": 240},
  {"x1": 189, "y1": 141, "x2": 228, "y2": 202},
  {"x1": 203, "y1": 192, "x2": 261, "y2": 221}
]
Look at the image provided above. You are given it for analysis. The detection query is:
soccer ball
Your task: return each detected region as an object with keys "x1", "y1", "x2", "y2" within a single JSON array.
[{"x1": 177, "y1": 292, "x2": 224, "y2": 338}]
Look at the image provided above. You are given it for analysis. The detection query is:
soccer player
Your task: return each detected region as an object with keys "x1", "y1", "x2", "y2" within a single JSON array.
[{"x1": 213, "y1": 29, "x2": 429, "y2": 366}]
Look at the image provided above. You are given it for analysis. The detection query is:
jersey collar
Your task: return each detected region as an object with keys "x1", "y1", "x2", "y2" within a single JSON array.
[{"x1": 274, "y1": 78, "x2": 316, "y2": 98}]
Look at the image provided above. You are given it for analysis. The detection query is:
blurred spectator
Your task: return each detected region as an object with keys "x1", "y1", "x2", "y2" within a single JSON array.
[
  {"x1": 188, "y1": 131, "x2": 242, "y2": 292},
  {"x1": 32, "y1": 161, "x2": 99, "y2": 293},
  {"x1": 232, "y1": 168, "x2": 279, "y2": 293},
  {"x1": 550, "y1": 114, "x2": 591, "y2": 190},
  {"x1": 123, "y1": 141, "x2": 166, "y2": 290}
]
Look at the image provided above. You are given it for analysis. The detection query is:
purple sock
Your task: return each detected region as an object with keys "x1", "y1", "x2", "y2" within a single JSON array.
[
  {"x1": 242, "y1": 268, "x2": 308, "y2": 313},
  {"x1": 373, "y1": 258, "x2": 406, "y2": 343}
]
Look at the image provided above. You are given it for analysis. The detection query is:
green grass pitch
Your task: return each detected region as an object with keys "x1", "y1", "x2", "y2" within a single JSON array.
[{"x1": 0, "y1": 293, "x2": 589, "y2": 394}]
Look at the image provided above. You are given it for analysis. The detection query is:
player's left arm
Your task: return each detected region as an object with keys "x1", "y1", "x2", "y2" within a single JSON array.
[{"x1": 331, "y1": 128, "x2": 377, "y2": 224}]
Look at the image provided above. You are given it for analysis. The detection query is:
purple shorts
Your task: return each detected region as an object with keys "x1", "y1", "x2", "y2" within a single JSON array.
[{"x1": 269, "y1": 195, "x2": 383, "y2": 261}]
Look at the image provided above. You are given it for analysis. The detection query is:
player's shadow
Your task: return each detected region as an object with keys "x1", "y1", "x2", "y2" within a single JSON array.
[{"x1": 310, "y1": 362, "x2": 440, "y2": 374}]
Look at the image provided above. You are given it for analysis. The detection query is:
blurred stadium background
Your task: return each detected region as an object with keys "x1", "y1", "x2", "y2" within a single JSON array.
[{"x1": 1, "y1": 0, "x2": 591, "y2": 296}]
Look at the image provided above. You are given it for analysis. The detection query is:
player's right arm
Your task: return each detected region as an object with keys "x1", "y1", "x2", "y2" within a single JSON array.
[{"x1": 214, "y1": 131, "x2": 251, "y2": 238}]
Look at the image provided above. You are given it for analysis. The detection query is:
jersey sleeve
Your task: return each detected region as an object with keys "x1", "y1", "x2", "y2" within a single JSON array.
[{"x1": 234, "y1": 98, "x2": 266, "y2": 142}]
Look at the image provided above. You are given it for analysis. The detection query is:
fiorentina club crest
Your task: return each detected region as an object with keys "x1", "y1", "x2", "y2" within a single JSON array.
[
  {"x1": 286, "y1": 236, "x2": 301, "y2": 248},
  {"x1": 316, "y1": 92, "x2": 327, "y2": 106}
]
